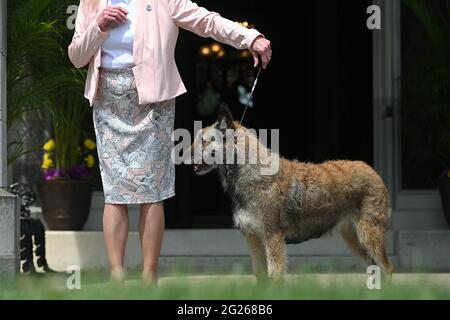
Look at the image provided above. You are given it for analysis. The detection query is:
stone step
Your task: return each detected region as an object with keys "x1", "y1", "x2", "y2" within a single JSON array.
[
  {"x1": 156, "y1": 256, "x2": 401, "y2": 273},
  {"x1": 399, "y1": 230, "x2": 450, "y2": 271},
  {"x1": 44, "y1": 229, "x2": 396, "y2": 271},
  {"x1": 42, "y1": 229, "x2": 450, "y2": 272}
]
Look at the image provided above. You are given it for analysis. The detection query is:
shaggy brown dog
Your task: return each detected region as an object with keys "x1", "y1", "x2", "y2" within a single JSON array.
[{"x1": 190, "y1": 104, "x2": 393, "y2": 282}]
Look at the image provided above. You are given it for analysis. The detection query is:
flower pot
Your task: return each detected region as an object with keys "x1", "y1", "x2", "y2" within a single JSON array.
[
  {"x1": 437, "y1": 177, "x2": 450, "y2": 226},
  {"x1": 36, "y1": 178, "x2": 94, "y2": 231}
]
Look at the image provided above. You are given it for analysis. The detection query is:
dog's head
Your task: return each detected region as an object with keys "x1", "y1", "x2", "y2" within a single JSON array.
[{"x1": 190, "y1": 103, "x2": 237, "y2": 175}]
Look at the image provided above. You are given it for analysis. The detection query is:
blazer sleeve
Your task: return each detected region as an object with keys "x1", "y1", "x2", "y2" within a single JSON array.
[
  {"x1": 168, "y1": 0, "x2": 264, "y2": 50},
  {"x1": 68, "y1": 0, "x2": 110, "y2": 68}
]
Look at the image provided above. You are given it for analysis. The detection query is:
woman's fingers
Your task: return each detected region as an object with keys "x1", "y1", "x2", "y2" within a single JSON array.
[
  {"x1": 261, "y1": 54, "x2": 269, "y2": 69},
  {"x1": 252, "y1": 51, "x2": 260, "y2": 68},
  {"x1": 250, "y1": 36, "x2": 272, "y2": 69},
  {"x1": 259, "y1": 49, "x2": 270, "y2": 69},
  {"x1": 254, "y1": 51, "x2": 270, "y2": 69},
  {"x1": 113, "y1": 5, "x2": 129, "y2": 15},
  {"x1": 106, "y1": 15, "x2": 123, "y2": 26},
  {"x1": 262, "y1": 40, "x2": 272, "y2": 69},
  {"x1": 106, "y1": 7, "x2": 127, "y2": 24},
  {"x1": 98, "y1": 6, "x2": 129, "y2": 31},
  {"x1": 111, "y1": 6, "x2": 128, "y2": 20}
]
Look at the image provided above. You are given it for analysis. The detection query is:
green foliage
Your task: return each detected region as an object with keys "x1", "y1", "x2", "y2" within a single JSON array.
[{"x1": 6, "y1": 0, "x2": 90, "y2": 170}]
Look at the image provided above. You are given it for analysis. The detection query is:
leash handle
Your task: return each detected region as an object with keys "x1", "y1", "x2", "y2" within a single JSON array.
[{"x1": 239, "y1": 66, "x2": 262, "y2": 124}]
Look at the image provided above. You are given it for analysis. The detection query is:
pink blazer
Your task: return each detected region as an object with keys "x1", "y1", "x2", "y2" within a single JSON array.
[{"x1": 68, "y1": 0, "x2": 263, "y2": 106}]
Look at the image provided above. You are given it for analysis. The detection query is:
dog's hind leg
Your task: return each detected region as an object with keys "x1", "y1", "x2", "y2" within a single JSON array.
[
  {"x1": 245, "y1": 233, "x2": 268, "y2": 282},
  {"x1": 264, "y1": 230, "x2": 287, "y2": 283},
  {"x1": 355, "y1": 219, "x2": 393, "y2": 280},
  {"x1": 340, "y1": 219, "x2": 372, "y2": 264},
  {"x1": 353, "y1": 198, "x2": 394, "y2": 278}
]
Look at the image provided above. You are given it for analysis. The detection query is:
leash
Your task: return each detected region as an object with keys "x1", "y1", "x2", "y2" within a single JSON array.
[{"x1": 239, "y1": 65, "x2": 262, "y2": 124}]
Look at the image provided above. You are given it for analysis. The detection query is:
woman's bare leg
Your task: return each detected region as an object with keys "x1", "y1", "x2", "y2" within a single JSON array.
[
  {"x1": 139, "y1": 201, "x2": 165, "y2": 286},
  {"x1": 103, "y1": 203, "x2": 129, "y2": 283}
]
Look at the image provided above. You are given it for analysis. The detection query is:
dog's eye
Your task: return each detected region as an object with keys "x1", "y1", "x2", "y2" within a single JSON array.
[
  {"x1": 211, "y1": 150, "x2": 215, "y2": 157},
  {"x1": 211, "y1": 136, "x2": 215, "y2": 142}
]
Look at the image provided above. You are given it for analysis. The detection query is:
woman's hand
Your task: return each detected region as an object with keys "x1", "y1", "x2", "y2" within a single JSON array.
[
  {"x1": 96, "y1": 6, "x2": 129, "y2": 32},
  {"x1": 250, "y1": 35, "x2": 272, "y2": 69}
]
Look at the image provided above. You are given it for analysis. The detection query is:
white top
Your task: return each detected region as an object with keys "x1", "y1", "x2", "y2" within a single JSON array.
[{"x1": 101, "y1": 0, "x2": 136, "y2": 68}]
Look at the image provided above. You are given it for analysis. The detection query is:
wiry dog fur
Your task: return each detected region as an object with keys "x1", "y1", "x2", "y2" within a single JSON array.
[{"x1": 190, "y1": 104, "x2": 393, "y2": 282}]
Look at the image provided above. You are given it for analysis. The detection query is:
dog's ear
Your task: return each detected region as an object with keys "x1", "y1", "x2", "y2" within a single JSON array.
[{"x1": 217, "y1": 103, "x2": 234, "y2": 130}]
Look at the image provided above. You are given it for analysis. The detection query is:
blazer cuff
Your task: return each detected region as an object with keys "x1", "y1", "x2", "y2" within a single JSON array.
[
  {"x1": 95, "y1": 21, "x2": 109, "y2": 36},
  {"x1": 244, "y1": 29, "x2": 264, "y2": 50},
  {"x1": 90, "y1": 18, "x2": 109, "y2": 45}
]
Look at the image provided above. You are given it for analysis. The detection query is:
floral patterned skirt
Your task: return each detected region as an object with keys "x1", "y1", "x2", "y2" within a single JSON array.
[{"x1": 92, "y1": 66, "x2": 176, "y2": 204}]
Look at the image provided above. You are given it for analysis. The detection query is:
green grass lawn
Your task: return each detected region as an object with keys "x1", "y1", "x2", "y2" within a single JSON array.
[{"x1": 1, "y1": 270, "x2": 449, "y2": 300}]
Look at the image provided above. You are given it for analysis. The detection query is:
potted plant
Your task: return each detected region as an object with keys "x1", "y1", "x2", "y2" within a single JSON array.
[
  {"x1": 37, "y1": 136, "x2": 97, "y2": 230},
  {"x1": 35, "y1": 70, "x2": 97, "y2": 231},
  {"x1": 438, "y1": 168, "x2": 450, "y2": 226}
]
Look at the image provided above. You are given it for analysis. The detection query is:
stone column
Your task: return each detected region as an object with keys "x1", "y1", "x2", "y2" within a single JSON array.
[
  {"x1": 0, "y1": 189, "x2": 20, "y2": 279},
  {"x1": 0, "y1": 0, "x2": 20, "y2": 279}
]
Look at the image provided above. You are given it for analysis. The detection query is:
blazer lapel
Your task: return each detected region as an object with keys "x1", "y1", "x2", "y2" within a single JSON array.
[
  {"x1": 98, "y1": 0, "x2": 107, "y2": 12},
  {"x1": 94, "y1": 0, "x2": 107, "y2": 68},
  {"x1": 134, "y1": 0, "x2": 146, "y2": 65}
]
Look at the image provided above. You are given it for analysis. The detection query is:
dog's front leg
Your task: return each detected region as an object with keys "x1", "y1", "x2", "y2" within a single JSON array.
[
  {"x1": 245, "y1": 233, "x2": 267, "y2": 282},
  {"x1": 264, "y1": 231, "x2": 287, "y2": 283}
]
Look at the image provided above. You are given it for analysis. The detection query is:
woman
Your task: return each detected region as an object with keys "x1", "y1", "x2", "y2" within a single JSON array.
[{"x1": 68, "y1": 0, "x2": 272, "y2": 286}]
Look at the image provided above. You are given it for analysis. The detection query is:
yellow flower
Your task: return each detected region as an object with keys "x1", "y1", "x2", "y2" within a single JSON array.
[
  {"x1": 43, "y1": 153, "x2": 52, "y2": 161},
  {"x1": 84, "y1": 139, "x2": 96, "y2": 150},
  {"x1": 41, "y1": 158, "x2": 53, "y2": 170},
  {"x1": 43, "y1": 139, "x2": 55, "y2": 152},
  {"x1": 85, "y1": 154, "x2": 95, "y2": 168}
]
